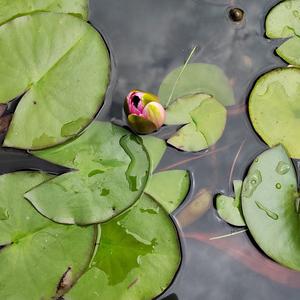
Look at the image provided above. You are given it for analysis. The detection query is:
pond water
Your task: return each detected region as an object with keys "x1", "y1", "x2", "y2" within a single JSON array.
[{"x1": 0, "y1": 0, "x2": 299, "y2": 299}]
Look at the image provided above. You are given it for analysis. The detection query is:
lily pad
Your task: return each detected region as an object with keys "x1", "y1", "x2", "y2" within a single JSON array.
[
  {"x1": 266, "y1": 0, "x2": 300, "y2": 39},
  {"x1": 145, "y1": 170, "x2": 190, "y2": 213},
  {"x1": 276, "y1": 36, "x2": 300, "y2": 66},
  {"x1": 249, "y1": 67, "x2": 300, "y2": 158},
  {"x1": 0, "y1": 172, "x2": 96, "y2": 299},
  {"x1": 0, "y1": 13, "x2": 110, "y2": 150},
  {"x1": 168, "y1": 123, "x2": 208, "y2": 152},
  {"x1": 165, "y1": 93, "x2": 212, "y2": 125},
  {"x1": 26, "y1": 122, "x2": 150, "y2": 225},
  {"x1": 64, "y1": 194, "x2": 181, "y2": 300},
  {"x1": 241, "y1": 145, "x2": 300, "y2": 270},
  {"x1": 158, "y1": 63, "x2": 235, "y2": 107},
  {"x1": 216, "y1": 180, "x2": 246, "y2": 227},
  {"x1": 0, "y1": 0, "x2": 89, "y2": 25},
  {"x1": 141, "y1": 135, "x2": 166, "y2": 172},
  {"x1": 266, "y1": 0, "x2": 300, "y2": 65},
  {"x1": 167, "y1": 95, "x2": 227, "y2": 152}
]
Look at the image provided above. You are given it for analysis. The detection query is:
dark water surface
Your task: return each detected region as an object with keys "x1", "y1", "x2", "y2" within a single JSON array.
[{"x1": 1, "y1": 0, "x2": 299, "y2": 299}]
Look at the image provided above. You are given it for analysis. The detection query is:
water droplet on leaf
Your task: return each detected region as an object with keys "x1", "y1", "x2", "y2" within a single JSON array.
[
  {"x1": 255, "y1": 201, "x2": 279, "y2": 220},
  {"x1": 276, "y1": 161, "x2": 290, "y2": 175}
]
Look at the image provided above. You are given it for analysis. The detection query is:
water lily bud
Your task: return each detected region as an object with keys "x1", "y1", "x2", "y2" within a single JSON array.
[{"x1": 124, "y1": 90, "x2": 166, "y2": 134}]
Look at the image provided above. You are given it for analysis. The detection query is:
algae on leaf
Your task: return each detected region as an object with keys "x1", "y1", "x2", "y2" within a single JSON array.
[
  {"x1": 0, "y1": 172, "x2": 96, "y2": 299},
  {"x1": 0, "y1": 0, "x2": 89, "y2": 25},
  {"x1": 26, "y1": 122, "x2": 150, "y2": 225},
  {"x1": 158, "y1": 63, "x2": 235, "y2": 107},
  {"x1": 241, "y1": 145, "x2": 300, "y2": 271},
  {"x1": 249, "y1": 67, "x2": 300, "y2": 158},
  {"x1": 64, "y1": 194, "x2": 181, "y2": 300},
  {"x1": 0, "y1": 13, "x2": 110, "y2": 150}
]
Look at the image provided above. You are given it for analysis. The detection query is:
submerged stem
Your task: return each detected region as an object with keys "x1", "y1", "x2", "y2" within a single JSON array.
[{"x1": 209, "y1": 229, "x2": 248, "y2": 240}]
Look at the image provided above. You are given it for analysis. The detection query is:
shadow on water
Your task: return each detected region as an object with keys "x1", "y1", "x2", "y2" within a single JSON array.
[{"x1": 1, "y1": 0, "x2": 299, "y2": 299}]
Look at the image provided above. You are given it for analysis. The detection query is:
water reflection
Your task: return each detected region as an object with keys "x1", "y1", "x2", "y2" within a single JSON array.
[{"x1": 88, "y1": 0, "x2": 299, "y2": 299}]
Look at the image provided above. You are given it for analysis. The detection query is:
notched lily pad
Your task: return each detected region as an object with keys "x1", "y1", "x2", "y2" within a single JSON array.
[
  {"x1": 158, "y1": 63, "x2": 235, "y2": 107},
  {"x1": 26, "y1": 122, "x2": 150, "y2": 225},
  {"x1": 0, "y1": 12, "x2": 110, "y2": 150},
  {"x1": 0, "y1": 0, "x2": 89, "y2": 25},
  {"x1": 165, "y1": 93, "x2": 211, "y2": 125},
  {"x1": 167, "y1": 95, "x2": 227, "y2": 152},
  {"x1": 64, "y1": 194, "x2": 181, "y2": 300},
  {"x1": 241, "y1": 145, "x2": 300, "y2": 271},
  {"x1": 140, "y1": 135, "x2": 166, "y2": 172},
  {"x1": 216, "y1": 180, "x2": 246, "y2": 227},
  {"x1": 266, "y1": 0, "x2": 300, "y2": 39},
  {"x1": 266, "y1": 0, "x2": 300, "y2": 65},
  {"x1": 145, "y1": 170, "x2": 190, "y2": 213},
  {"x1": 0, "y1": 172, "x2": 95, "y2": 299},
  {"x1": 249, "y1": 67, "x2": 300, "y2": 158}
]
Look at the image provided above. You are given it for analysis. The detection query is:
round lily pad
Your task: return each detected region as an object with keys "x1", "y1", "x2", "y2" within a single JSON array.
[
  {"x1": 241, "y1": 145, "x2": 300, "y2": 270},
  {"x1": 265, "y1": 0, "x2": 300, "y2": 39},
  {"x1": 265, "y1": 0, "x2": 300, "y2": 66},
  {"x1": 0, "y1": 12, "x2": 110, "y2": 150},
  {"x1": 64, "y1": 194, "x2": 181, "y2": 300},
  {"x1": 26, "y1": 122, "x2": 150, "y2": 225},
  {"x1": 0, "y1": 172, "x2": 96, "y2": 299},
  {"x1": 167, "y1": 95, "x2": 227, "y2": 152},
  {"x1": 249, "y1": 67, "x2": 300, "y2": 158},
  {"x1": 158, "y1": 63, "x2": 235, "y2": 107},
  {"x1": 0, "y1": 0, "x2": 89, "y2": 25}
]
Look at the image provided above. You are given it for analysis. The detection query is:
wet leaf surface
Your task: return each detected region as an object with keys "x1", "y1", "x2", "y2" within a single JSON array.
[
  {"x1": 0, "y1": 0, "x2": 89, "y2": 25},
  {"x1": 0, "y1": 12, "x2": 110, "y2": 149},
  {"x1": 216, "y1": 180, "x2": 246, "y2": 227},
  {"x1": 158, "y1": 63, "x2": 235, "y2": 107},
  {"x1": 0, "y1": 172, "x2": 95, "y2": 299},
  {"x1": 26, "y1": 122, "x2": 150, "y2": 225},
  {"x1": 145, "y1": 170, "x2": 190, "y2": 213},
  {"x1": 249, "y1": 67, "x2": 300, "y2": 158},
  {"x1": 266, "y1": 0, "x2": 300, "y2": 65},
  {"x1": 266, "y1": 0, "x2": 300, "y2": 39},
  {"x1": 65, "y1": 194, "x2": 181, "y2": 300},
  {"x1": 241, "y1": 145, "x2": 300, "y2": 270}
]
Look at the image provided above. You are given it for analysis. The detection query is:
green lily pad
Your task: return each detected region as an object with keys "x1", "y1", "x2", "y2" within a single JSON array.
[
  {"x1": 64, "y1": 194, "x2": 181, "y2": 300},
  {"x1": 0, "y1": 13, "x2": 110, "y2": 150},
  {"x1": 276, "y1": 36, "x2": 300, "y2": 66},
  {"x1": 241, "y1": 145, "x2": 300, "y2": 271},
  {"x1": 265, "y1": 0, "x2": 300, "y2": 39},
  {"x1": 140, "y1": 135, "x2": 166, "y2": 172},
  {"x1": 216, "y1": 180, "x2": 246, "y2": 227},
  {"x1": 165, "y1": 93, "x2": 212, "y2": 125},
  {"x1": 26, "y1": 122, "x2": 150, "y2": 225},
  {"x1": 158, "y1": 63, "x2": 235, "y2": 107},
  {"x1": 266, "y1": 0, "x2": 300, "y2": 65},
  {"x1": 167, "y1": 95, "x2": 227, "y2": 152},
  {"x1": 145, "y1": 170, "x2": 190, "y2": 213},
  {"x1": 0, "y1": 172, "x2": 96, "y2": 299},
  {"x1": 0, "y1": 0, "x2": 89, "y2": 25},
  {"x1": 168, "y1": 123, "x2": 208, "y2": 152},
  {"x1": 249, "y1": 67, "x2": 300, "y2": 158}
]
